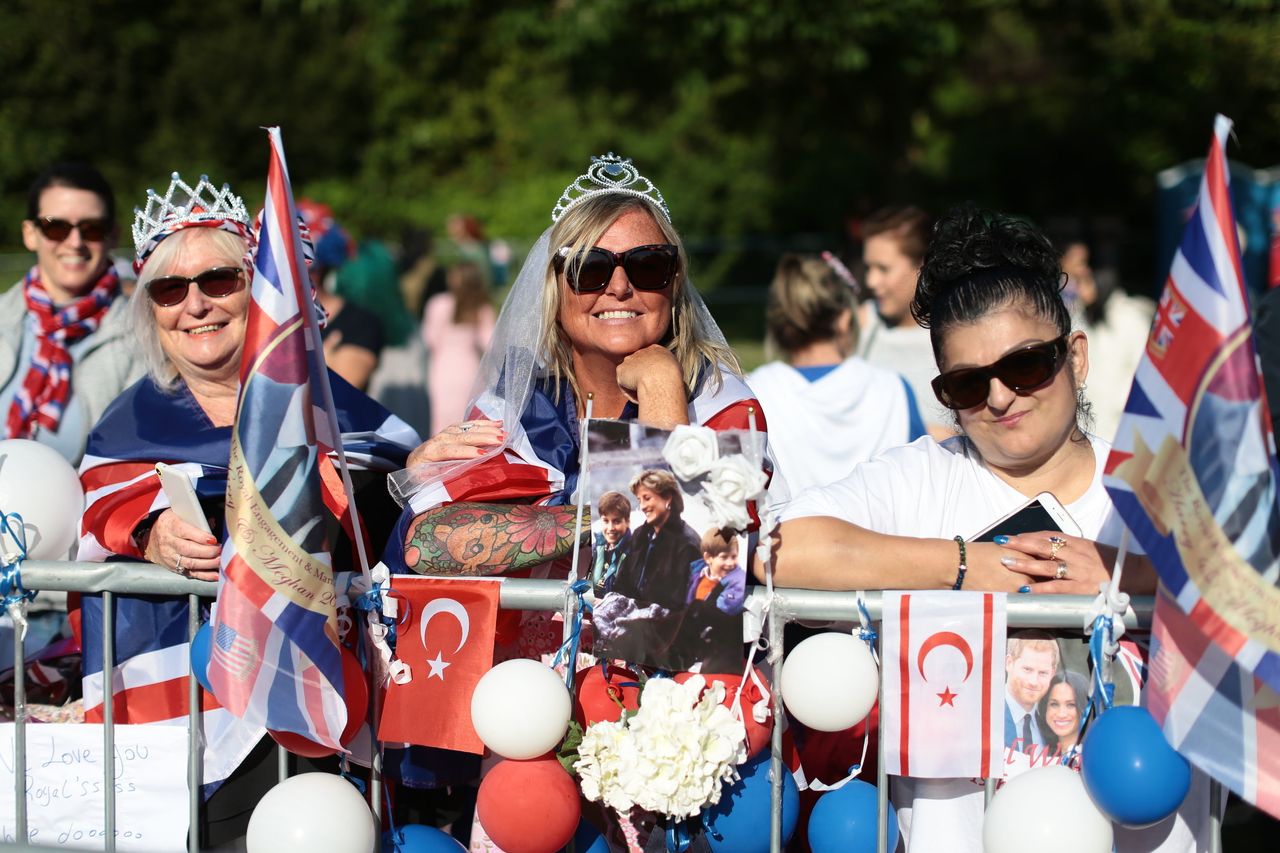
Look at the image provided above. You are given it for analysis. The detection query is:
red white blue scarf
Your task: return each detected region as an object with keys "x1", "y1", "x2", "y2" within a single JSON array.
[{"x1": 7, "y1": 265, "x2": 120, "y2": 439}]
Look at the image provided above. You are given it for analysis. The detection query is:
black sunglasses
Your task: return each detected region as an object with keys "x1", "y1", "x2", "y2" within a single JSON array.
[
  {"x1": 553, "y1": 244, "x2": 679, "y2": 293},
  {"x1": 33, "y1": 216, "x2": 112, "y2": 243},
  {"x1": 147, "y1": 266, "x2": 245, "y2": 307},
  {"x1": 931, "y1": 336, "x2": 1070, "y2": 410}
]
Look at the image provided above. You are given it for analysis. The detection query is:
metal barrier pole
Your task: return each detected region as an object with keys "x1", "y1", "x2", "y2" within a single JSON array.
[
  {"x1": 13, "y1": 606, "x2": 26, "y2": 843},
  {"x1": 102, "y1": 589, "x2": 117, "y2": 852},
  {"x1": 876, "y1": 628, "x2": 888, "y2": 853},
  {"x1": 187, "y1": 596, "x2": 200, "y2": 853},
  {"x1": 278, "y1": 744, "x2": 288, "y2": 784},
  {"x1": 768, "y1": 609, "x2": 785, "y2": 853},
  {"x1": 1209, "y1": 780, "x2": 1222, "y2": 853}
]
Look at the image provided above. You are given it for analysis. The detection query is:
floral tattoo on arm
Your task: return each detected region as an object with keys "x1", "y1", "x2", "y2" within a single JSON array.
[{"x1": 403, "y1": 502, "x2": 591, "y2": 576}]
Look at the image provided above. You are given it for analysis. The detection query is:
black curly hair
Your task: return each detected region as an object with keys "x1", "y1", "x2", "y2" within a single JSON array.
[{"x1": 910, "y1": 205, "x2": 1070, "y2": 364}]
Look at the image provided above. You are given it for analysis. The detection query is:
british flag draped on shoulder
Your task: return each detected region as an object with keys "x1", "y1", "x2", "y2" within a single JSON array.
[{"x1": 1103, "y1": 114, "x2": 1280, "y2": 817}]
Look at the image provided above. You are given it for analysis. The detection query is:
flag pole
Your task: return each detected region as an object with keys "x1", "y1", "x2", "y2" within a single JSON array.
[{"x1": 266, "y1": 126, "x2": 383, "y2": 817}]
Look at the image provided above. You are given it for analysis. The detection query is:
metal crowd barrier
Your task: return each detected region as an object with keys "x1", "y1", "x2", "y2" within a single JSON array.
[{"x1": 10, "y1": 561, "x2": 1167, "y2": 853}]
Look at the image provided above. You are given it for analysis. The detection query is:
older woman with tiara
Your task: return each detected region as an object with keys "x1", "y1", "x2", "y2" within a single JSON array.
[
  {"x1": 76, "y1": 173, "x2": 417, "y2": 848},
  {"x1": 748, "y1": 252, "x2": 925, "y2": 496},
  {"x1": 385, "y1": 154, "x2": 766, "y2": 851}
]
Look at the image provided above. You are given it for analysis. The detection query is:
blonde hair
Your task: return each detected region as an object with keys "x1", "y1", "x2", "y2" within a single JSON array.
[
  {"x1": 538, "y1": 194, "x2": 740, "y2": 411},
  {"x1": 629, "y1": 468, "x2": 683, "y2": 516},
  {"x1": 766, "y1": 253, "x2": 856, "y2": 356},
  {"x1": 130, "y1": 228, "x2": 249, "y2": 391}
]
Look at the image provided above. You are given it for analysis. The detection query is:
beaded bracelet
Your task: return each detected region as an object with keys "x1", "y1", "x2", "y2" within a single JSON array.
[{"x1": 952, "y1": 535, "x2": 968, "y2": 590}]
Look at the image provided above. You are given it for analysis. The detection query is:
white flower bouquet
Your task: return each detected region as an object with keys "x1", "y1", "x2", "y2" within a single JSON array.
[{"x1": 574, "y1": 675, "x2": 748, "y2": 819}]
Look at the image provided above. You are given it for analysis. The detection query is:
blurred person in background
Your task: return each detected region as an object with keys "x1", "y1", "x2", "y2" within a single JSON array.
[
  {"x1": 1, "y1": 163, "x2": 142, "y2": 671},
  {"x1": 1059, "y1": 238, "x2": 1153, "y2": 441},
  {"x1": 298, "y1": 198, "x2": 385, "y2": 391},
  {"x1": 5, "y1": 162, "x2": 141, "y2": 463},
  {"x1": 422, "y1": 259, "x2": 495, "y2": 435},
  {"x1": 749, "y1": 253, "x2": 924, "y2": 497},
  {"x1": 857, "y1": 205, "x2": 951, "y2": 438}
]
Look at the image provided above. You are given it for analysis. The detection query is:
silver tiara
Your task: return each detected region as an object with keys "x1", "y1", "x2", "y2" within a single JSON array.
[
  {"x1": 551, "y1": 153, "x2": 671, "y2": 224},
  {"x1": 132, "y1": 172, "x2": 251, "y2": 258}
]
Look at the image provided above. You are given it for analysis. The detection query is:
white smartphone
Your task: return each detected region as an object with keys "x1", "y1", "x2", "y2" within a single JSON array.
[
  {"x1": 968, "y1": 491, "x2": 1081, "y2": 542},
  {"x1": 155, "y1": 462, "x2": 212, "y2": 535}
]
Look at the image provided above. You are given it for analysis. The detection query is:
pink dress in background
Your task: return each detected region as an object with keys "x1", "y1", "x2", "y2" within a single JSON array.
[{"x1": 422, "y1": 293, "x2": 496, "y2": 435}]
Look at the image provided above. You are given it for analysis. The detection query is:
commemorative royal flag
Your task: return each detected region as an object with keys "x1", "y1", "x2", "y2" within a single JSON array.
[
  {"x1": 208, "y1": 127, "x2": 348, "y2": 748},
  {"x1": 378, "y1": 576, "x2": 501, "y2": 754},
  {"x1": 881, "y1": 591, "x2": 1006, "y2": 779},
  {"x1": 1104, "y1": 115, "x2": 1280, "y2": 816}
]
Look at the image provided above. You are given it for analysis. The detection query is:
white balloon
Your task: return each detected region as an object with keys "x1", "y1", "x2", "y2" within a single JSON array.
[
  {"x1": 984, "y1": 765, "x2": 1113, "y2": 853},
  {"x1": 780, "y1": 633, "x2": 878, "y2": 732},
  {"x1": 470, "y1": 659, "x2": 571, "y2": 759},
  {"x1": 246, "y1": 772, "x2": 375, "y2": 853},
  {"x1": 0, "y1": 439, "x2": 84, "y2": 560}
]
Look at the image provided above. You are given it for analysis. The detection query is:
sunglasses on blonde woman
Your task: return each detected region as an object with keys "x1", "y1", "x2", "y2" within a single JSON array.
[
  {"x1": 146, "y1": 267, "x2": 245, "y2": 307},
  {"x1": 931, "y1": 336, "x2": 1070, "y2": 410},
  {"x1": 553, "y1": 244, "x2": 678, "y2": 293}
]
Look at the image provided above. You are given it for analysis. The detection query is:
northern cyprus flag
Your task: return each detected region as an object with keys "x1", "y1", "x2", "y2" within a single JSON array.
[{"x1": 881, "y1": 591, "x2": 1006, "y2": 779}]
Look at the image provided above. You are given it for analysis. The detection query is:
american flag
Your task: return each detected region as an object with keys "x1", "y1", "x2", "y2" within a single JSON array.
[
  {"x1": 1104, "y1": 114, "x2": 1280, "y2": 817},
  {"x1": 207, "y1": 127, "x2": 354, "y2": 749}
]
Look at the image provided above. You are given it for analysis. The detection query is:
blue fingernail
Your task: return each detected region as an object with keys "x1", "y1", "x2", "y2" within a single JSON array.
[
  {"x1": 1018, "y1": 586, "x2": 1032, "y2": 594},
  {"x1": 993, "y1": 535, "x2": 1009, "y2": 545}
]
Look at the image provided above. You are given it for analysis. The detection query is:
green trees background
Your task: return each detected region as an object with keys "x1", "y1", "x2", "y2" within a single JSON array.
[{"x1": 2, "y1": 0, "x2": 1277, "y2": 293}]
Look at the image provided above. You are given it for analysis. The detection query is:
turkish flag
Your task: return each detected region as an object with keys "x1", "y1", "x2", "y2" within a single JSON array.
[
  {"x1": 378, "y1": 576, "x2": 501, "y2": 754},
  {"x1": 881, "y1": 591, "x2": 1006, "y2": 779}
]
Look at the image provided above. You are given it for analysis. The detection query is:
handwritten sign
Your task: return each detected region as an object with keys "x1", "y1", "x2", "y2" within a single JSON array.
[{"x1": 0, "y1": 723, "x2": 189, "y2": 851}]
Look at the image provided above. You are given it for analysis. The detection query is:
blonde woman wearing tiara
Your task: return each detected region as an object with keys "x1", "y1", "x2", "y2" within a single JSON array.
[
  {"x1": 748, "y1": 252, "x2": 925, "y2": 498},
  {"x1": 383, "y1": 154, "x2": 767, "y2": 851},
  {"x1": 75, "y1": 173, "x2": 417, "y2": 848}
]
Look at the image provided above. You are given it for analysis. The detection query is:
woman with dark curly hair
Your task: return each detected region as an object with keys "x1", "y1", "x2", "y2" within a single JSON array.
[
  {"x1": 765, "y1": 207, "x2": 1204, "y2": 852},
  {"x1": 769, "y1": 206, "x2": 1155, "y2": 597}
]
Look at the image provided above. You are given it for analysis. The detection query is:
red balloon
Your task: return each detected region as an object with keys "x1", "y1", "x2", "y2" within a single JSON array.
[
  {"x1": 476, "y1": 756, "x2": 580, "y2": 853},
  {"x1": 574, "y1": 664, "x2": 641, "y2": 728},
  {"x1": 675, "y1": 669, "x2": 774, "y2": 757},
  {"x1": 269, "y1": 646, "x2": 369, "y2": 758}
]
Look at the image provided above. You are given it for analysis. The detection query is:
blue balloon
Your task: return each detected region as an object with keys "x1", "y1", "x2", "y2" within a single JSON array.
[
  {"x1": 381, "y1": 823, "x2": 465, "y2": 852},
  {"x1": 189, "y1": 623, "x2": 213, "y2": 694},
  {"x1": 704, "y1": 752, "x2": 799, "y2": 853},
  {"x1": 807, "y1": 780, "x2": 897, "y2": 853},
  {"x1": 570, "y1": 818, "x2": 610, "y2": 853},
  {"x1": 1082, "y1": 705, "x2": 1191, "y2": 827}
]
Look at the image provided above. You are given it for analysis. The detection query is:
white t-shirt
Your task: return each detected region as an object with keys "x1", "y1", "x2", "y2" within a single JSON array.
[
  {"x1": 748, "y1": 357, "x2": 922, "y2": 498},
  {"x1": 857, "y1": 312, "x2": 945, "y2": 428},
  {"x1": 781, "y1": 434, "x2": 1211, "y2": 853}
]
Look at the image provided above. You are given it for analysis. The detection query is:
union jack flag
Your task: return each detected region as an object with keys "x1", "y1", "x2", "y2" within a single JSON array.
[
  {"x1": 206, "y1": 127, "x2": 358, "y2": 749},
  {"x1": 1104, "y1": 114, "x2": 1280, "y2": 817}
]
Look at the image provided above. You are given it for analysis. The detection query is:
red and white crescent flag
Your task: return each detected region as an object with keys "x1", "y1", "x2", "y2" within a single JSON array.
[
  {"x1": 378, "y1": 576, "x2": 501, "y2": 754},
  {"x1": 881, "y1": 591, "x2": 1006, "y2": 779}
]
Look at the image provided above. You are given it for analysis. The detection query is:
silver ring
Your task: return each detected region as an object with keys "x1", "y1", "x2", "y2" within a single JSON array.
[
  {"x1": 1055, "y1": 561, "x2": 1068, "y2": 580},
  {"x1": 458, "y1": 422, "x2": 474, "y2": 433},
  {"x1": 175, "y1": 554, "x2": 184, "y2": 573}
]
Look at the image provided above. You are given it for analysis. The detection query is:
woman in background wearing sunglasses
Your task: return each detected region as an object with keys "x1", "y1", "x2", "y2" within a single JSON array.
[
  {"x1": 770, "y1": 205, "x2": 1156, "y2": 598},
  {"x1": 76, "y1": 173, "x2": 416, "y2": 849},
  {"x1": 3, "y1": 162, "x2": 142, "y2": 463}
]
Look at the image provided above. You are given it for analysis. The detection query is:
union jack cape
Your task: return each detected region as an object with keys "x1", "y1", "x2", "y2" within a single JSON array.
[
  {"x1": 1104, "y1": 114, "x2": 1280, "y2": 816},
  {"x1": 77, "y1": 372, "x2": 413, "y2": 786}
]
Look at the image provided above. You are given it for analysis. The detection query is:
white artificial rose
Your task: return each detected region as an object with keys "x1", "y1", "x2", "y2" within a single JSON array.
[
  {"x1": 700, "y1": 454, "x2": 768, "y2": 532},
  {"x1": 662, "y1": 424, "x2": 720, "y2": 481}
]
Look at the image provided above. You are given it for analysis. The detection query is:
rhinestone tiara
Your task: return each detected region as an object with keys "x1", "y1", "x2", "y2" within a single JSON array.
[
  {"x1": 551, "y1": 153, "x2": 671, "y2": 224},
  {"x1": 132, "y1": 172, "x2": 251, "y2": 260}
]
